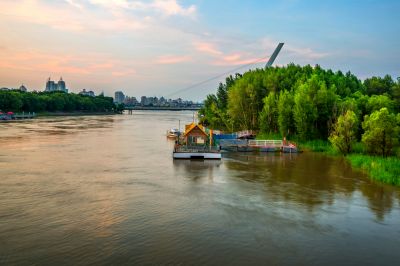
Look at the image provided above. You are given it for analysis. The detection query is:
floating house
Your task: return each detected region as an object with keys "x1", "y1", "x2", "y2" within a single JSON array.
[
  {"x1": 173, "y1": 123, "x2": 221, "y2": 160},
  {"x1": 184, "y1": 123, "x2": 208, "y2": 145}
]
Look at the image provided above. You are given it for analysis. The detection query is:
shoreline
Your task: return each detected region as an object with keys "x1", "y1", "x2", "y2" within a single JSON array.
[
  {"x1": 0, "y1": 112, "x2": 119, "y2": 122},
  {"x1": 299, "y1": 141, "x2": 400, "y2": 187},
  {"x1": 36, "y1": 111, "x2": 118, "y2": 117}
]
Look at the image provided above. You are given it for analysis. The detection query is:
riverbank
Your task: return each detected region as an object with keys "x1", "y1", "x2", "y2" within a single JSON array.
[
  {"x1": 347, "y1": 154, "x2": 400, "y2": 186},
  {"x1": 36, "y1": 111, "x2": 118, "y2": 117},
  {"x1": 299, "y1": 140, "x2": 400, "y2": 186},
  {"x1": 256, "y1": 133, "x2": 400, "y2": 186}
]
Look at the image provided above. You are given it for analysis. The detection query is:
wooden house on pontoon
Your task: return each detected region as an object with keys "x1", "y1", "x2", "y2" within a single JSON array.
[{"x1": 173, "y1": 123, "x2": 221, "y2": 160}]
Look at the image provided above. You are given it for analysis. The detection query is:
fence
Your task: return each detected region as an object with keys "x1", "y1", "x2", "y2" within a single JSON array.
[{"x1": 248, "y1": 140, "x2": 283, "y2": 147}]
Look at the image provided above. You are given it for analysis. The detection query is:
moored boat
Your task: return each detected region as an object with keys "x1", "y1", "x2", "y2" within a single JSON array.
[{"x1": 166, "y1": 128, "x2": 180, "y2": 138}]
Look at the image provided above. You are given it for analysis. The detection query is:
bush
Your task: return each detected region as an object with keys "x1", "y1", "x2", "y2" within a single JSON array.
[{"x1": 347, "y1": 154, "x2": 400, "y2": 185}]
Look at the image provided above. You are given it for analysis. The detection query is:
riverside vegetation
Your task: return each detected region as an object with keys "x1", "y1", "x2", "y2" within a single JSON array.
[
  {"x1": 0, "y1": 90, "x2": 125, "y2": 114},
  {"x1": 199, "y1": 64, "x2": 400, "y2": 186}
]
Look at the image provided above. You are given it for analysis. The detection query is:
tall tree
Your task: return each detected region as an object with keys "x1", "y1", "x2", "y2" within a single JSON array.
[
  {"x1": 329, "y1": 110, "x2": 358, "y2": 155},
  {"x1": 362, "y1": 108, "x2": 399, "y2": 157},
  {"x1": 259, "y1": 92, "x2": 278, "y2": 133},
  {"x1": 277, "y1": 90, "x2": 295, "y2": 137},
  {"x1": 293, "y1": 83, "x2": 318, "y2": 140}
]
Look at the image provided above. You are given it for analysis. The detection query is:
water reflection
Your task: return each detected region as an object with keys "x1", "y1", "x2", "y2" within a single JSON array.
[
  {"x1": 223, "y1": 152, "x2": 399, "y2": 219},
  {"x1": 173, "y1": 159, "x2": 222, "y2": 181},
  {"x1": 1, "y1": 113, "x2": 400, "y2": 265}
]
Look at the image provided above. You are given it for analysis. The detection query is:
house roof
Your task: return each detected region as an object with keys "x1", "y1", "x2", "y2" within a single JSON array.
[{"x1": 184, "y1": 123, "x2": 207, "y2": 137}]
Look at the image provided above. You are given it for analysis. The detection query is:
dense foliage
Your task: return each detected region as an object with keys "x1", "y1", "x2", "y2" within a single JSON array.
[
  {"x1": 0, "y1": 90, "x2": 118, "y2": 113},
  {"x1": 199, "y1": 64, "x2": 400, "y2": 156},
  {"x1": 329, "y1": 110, "x2": 358, "y2": 155}
]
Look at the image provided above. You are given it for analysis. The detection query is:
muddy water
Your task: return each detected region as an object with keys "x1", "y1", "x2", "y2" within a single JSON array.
[{"x1": 0, "y1": 112, "x2": 399, "y2": 265}]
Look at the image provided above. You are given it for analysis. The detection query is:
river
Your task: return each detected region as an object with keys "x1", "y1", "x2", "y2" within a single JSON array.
[{"x1": 0, "y1": 111, "x2": 399, "y2": 265}]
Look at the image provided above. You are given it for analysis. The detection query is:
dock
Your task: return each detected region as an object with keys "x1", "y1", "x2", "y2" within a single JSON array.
[
  {"x1": 173, "y1": 146, "x2": 221, "y2": 159},
  {"x1": 219, "y1": 139, "x2": 298, "y2": 153},
  {"x1": 0, "y1": 112, "x2": 36, "y2": 121},
  {"x1": 13, "y1": 113, "x2": 36, "y2": 119}
]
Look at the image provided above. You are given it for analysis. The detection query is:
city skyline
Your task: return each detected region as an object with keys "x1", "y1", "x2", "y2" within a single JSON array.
[{"x1": 0, "y1": 0, "x2": 399, "y2": 101}]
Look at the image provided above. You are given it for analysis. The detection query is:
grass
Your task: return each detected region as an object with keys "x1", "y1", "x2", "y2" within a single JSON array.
[
  {"x1": 298, "y1": 139, "x2": 332, "y2": 152},
  {"x1": 346, "y1": 154, "x2": 400, "y2": 186},
  {"x1": 255, "y1": 132, "x2": 400, "y2": 186}
]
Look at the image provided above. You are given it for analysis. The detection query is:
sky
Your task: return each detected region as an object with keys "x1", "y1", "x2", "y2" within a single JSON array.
[{"x1": 0, "y1": 0, "x2": 399, "y2": 100}]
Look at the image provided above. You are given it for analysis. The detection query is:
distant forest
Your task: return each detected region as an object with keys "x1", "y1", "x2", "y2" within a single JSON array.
[
  {"x1": 0, "y1": 91, "x2": 120, "y2": 113},
  {"x1": 199, "y1": 64, "x2": 400, "y2": 156}
]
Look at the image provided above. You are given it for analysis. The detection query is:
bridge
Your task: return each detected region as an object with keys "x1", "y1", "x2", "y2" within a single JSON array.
[{"x1": 124, "y1": 106, "x2": 201, "y2": 113}]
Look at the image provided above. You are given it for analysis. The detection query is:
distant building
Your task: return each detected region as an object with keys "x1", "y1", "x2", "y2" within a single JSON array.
[
  {"x1": 19, "y1": 84, "x2": 27, "y2": 92},
  {"x1": 114, "y1": 91, "x2": 125, "y2": 104},
  {"x1": 45, "y1": 77, "x2": 68, "y2": 93},
  {"x1": 79, "y1": 89, "x2": 95, "y2": 97},
  {"x1": 140, "y1": 96, "x2": 147, "y2": 106},
  {"x1": 123, "y1": 96, "x2": 138, "y2": 106},
  {"x1": 0, "y1": 87, "x2": 9, "y2": 91}
]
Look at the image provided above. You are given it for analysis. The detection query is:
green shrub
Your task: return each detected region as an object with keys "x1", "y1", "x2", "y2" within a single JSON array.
[{"x1": 347, "y1": 154, "x2": 400, "y2": 186}]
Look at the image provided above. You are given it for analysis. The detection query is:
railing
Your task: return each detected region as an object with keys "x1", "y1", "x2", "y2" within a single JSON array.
[
  {"x1": 248, "y1": 140, "x2": 283, "y2": 147},
  {"x1": 0, "y1": 112, "x2": 36, "y2": 120},
  {"x1": 174, "y1": 145, "x2": 220, "y2": 153}
]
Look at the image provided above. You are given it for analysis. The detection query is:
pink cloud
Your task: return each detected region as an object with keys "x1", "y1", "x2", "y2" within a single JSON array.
[
  {"x1": 213, "y1": 53, "x2": 268, "y2": 66},
  {"x1": 156, "y1": 55, "x2": 192, "y2": 64},
  {"x1": 194, "y1": 42, "x2": 223, "y2": 56},
  {"x1": 0, "y1": 49, "x2": 136, "y2": 78}
]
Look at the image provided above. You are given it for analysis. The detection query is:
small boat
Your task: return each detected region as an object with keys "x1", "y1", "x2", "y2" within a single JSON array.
[
  {"x1": 166, "y1": 128, "x2": 180, "y2": 138},
  {"x1": 282, "y1": 144, "x2": 298, "y2": 153}
]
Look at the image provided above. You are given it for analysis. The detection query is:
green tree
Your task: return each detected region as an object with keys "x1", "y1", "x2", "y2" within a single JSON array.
[
  {"x1": 390, "y1": 77, "x2": 400, "y2": 112},
  {"x1": 366, "y1": 95, "x2": 394, "y2": 114},
  {"x1": 329, "y1": 110, "x2": 358, "y2": 155},
  {"x1": 277, "y1": 90, "x2": 294, "y2": 137},
  {"x1": 228, "y1": 79, "x2": 262, "y2": 130},
  {"x1": 293, "y1": 83, "x2": 318, "y2": 140},
  {"x1": 362, "y1": 108, "x2": 399, "y2": 157},
  {"x1": 0, "y1": 91, "x2": 23, "y2": 111},
  {"x1": 259, "y1": 92, "x2": 278, "y2": 133},
  {"x1": 364, "y1": 75, "x2": 394, "y2": 96}
]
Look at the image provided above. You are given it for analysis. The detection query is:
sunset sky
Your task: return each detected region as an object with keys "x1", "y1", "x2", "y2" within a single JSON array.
[{"x1": 0, "y1": 0, "x2": 399, "y2": 100}]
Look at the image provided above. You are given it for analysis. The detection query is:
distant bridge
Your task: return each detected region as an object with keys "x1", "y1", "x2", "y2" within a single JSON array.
[{"x1": 124, "y1": 106, "x2": 202, "y2": 111}]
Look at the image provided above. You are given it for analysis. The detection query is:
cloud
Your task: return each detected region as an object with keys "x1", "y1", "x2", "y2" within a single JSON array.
[
  {"x1": 286, "y1": 46, "x2": 330, "y2": 60},
  {"x1": 151, "y1": 0, "x2": 196, "y2": 17},
  {"x1": 156, "y1": 55, "x2": 192, "y2": 64},
  {"x1": 213, "y1": 53, "x2": 267, "y2": 66},
  {"x1": 194, "y1": 41, "x2": 223, "y2": 56},
  {"x1": 111, "y1": 69, "x2": 137, "y2": 77},
  {"x1": 87, "y1": 0, "x2": 146, "y2": 10},
  {"x1": 86, "y1": 0, "x2": 196, "y2": 17},
  {"x1": 0, "y1": 48, "x2": 136, "y2": 78},
  {"x1": 0, "y1": 0, "x2": 196, "y2": 34},
  {"x1": 65, "y1": 0, "x2": 84, "y2": 10}
]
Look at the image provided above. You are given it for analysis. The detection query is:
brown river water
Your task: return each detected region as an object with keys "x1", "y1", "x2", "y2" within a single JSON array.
[{"x1": 0, "y1": 111, "x2": 399, "y2": 265}]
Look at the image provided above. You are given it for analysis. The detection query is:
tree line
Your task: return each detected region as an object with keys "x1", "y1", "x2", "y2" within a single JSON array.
[
  {"x1": 199, "y1": 64, "x2": 400, "y2": 157},
  {"x1": 0, "y1": 90, "x2": 122, "y2": 113}
]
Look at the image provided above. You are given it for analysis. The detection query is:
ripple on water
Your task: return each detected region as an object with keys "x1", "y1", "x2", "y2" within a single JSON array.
[{"x1": 0, "y1": 113, "x2": 400, "y2": 265}]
